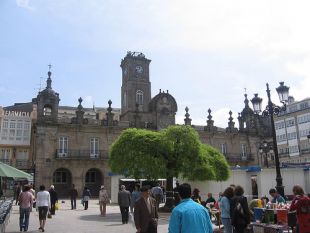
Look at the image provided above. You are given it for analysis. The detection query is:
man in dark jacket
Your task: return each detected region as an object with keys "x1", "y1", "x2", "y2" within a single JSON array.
[
  {"x1": 134, "y1": 185, "x2": 158, "y2": 233},
  {"x1": 118, "y1": 185, "x2": 131, "y2": 224},
  {"x1": 69, "y1": 184, "x2": 78, "y2": 209},
  {"x1": 49, "y1": 185, "x2": 58, "y2": 215}
]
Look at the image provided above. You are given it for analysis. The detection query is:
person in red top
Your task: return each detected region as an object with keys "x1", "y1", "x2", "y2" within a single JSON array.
[
  {"x1": 289, "y1": 185, "x2": 310, "y2": 233},
  {"x1": 18, "y1": 185, "x2": 33, "y2": 232}
]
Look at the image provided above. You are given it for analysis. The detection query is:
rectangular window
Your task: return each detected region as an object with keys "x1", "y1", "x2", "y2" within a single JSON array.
[
  {"x1": 90, "y1": 138, "x2": 99, "y2": 158},
  {"x1": 16, "y1": 150, "x2": 29, "y2": 160},
  {"x1": 241, "y1": 144, "x2": 247, "y2": 158},
  {"x1": 2, "y1": 120, "x2": 8, "y2": 129},
  {"x1": 219, "y1": 143, "x2": 227, "y2": 155},
  {"x1": 287, "y1": 132, "x2": 297, "y2": 140},
  {"x1": 289, "y1": 145, "x2": 299, "y2": 154},
  {"x1": 9, "y1": 120, "x2": 16, "y2": 129},
  {"x1": 17, "y1": 121, "x2": 23, "y2": 129},
  {"x1": 58, "y1": 137, "x2": 68, "y2": 155},
  {"x1": 276, "y1": 134, "x2": 287, "y2": 142},
  {"x1": 300, "y1": 102, "x2": 309, "y2": 110},
  {"x1": 24, "y1": 122, "x2": 30, "y2": 130},
  {"x1": 286, "y1": 119, "x2": 295, "y2": 127},
  {"x1": 0, "y1": 149, "x2": 10, "y2": 164}
]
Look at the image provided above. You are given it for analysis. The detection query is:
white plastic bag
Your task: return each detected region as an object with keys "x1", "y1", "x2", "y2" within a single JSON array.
[{"x1": 129, "y1": 212, "x2": 135, "y2": 228}]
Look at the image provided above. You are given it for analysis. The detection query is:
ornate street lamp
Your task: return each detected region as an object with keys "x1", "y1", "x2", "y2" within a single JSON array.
[
  {"x1": 259, "y1": 140, "x2": 273, "y2": 168},
  {"x1": 251, "y1": 82, "x2": 289, "y2": 198}
]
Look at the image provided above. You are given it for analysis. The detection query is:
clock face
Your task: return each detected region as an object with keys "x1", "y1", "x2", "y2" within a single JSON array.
[{"x1": 135, "y1": 65, "x2": 143, "y2": 74}]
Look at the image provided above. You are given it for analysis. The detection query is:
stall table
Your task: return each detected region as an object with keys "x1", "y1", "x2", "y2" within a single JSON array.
[{"x1": 251, "y1": 222, "x2": 291, "y2": 233}]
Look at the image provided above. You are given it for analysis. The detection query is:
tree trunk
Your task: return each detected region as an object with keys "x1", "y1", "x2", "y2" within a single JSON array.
[{"x1": 161, "y1": 176, "x2": 174, "y2": 212}]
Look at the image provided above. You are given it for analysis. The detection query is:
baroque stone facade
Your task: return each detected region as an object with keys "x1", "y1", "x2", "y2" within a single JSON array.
[{"x1": 2, "y1": 52, "x2": 273, "y2": 197}]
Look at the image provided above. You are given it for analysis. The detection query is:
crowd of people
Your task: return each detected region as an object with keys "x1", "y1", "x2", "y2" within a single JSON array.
[
  {"x1": 187, "y1": 184, "x2": 310, "y2": 233},
  {"x1": 13, "y1": 181, "x2": 310, "y2": 233},
  {"x1": 14, "y1": 183, "x2": 98, "y2": 232}
]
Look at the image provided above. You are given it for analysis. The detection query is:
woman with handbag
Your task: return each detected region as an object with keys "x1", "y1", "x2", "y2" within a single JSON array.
[{"x1": 36, "y1": 185, "x2": 51, "y2": 232}]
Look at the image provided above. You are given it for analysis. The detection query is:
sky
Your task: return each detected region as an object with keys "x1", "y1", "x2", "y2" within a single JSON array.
[{"x1": 1, "y1": 0, "x2": 310, "y2": 128}]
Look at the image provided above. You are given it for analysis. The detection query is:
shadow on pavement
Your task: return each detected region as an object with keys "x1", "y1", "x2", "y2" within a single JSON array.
[{"x1": 79, "y1": 213, "x2": 122, "y2": 222}]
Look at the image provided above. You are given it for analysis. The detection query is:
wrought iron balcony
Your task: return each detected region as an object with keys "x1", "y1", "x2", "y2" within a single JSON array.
[
  {"x1": 16, "y1": 160, "x2": 32, "y2": 169},
  {"x1": 55, "y1": 149, "x2": 108, "y2": 160},
  {"x1": 225, "y1": 153, "x2": 255, "y2": 162}
]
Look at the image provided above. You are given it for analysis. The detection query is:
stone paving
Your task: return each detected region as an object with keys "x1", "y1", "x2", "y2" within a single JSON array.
[{"x1": 5, "y1": 200, "x2": 170, "y2": 233}]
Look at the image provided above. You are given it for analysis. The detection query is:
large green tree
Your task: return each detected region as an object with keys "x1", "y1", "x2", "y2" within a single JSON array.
[{"x1": 109, "y1": 125, "x2": 230, "y2": 210}]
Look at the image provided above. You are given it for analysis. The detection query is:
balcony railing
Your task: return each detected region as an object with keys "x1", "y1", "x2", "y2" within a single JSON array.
[
  {"x1": 16, "y1": 160, "x2": 32, "y2": 169},
  {"x1": 55, "y1": 149, "x2": 108, "y2": 160},
  {"x1": 225, "y1": 153, "x2": 255, "y2": 162},
  {"x1": 0, "y1": 159, "x2": 11, "y2": 166},
  {"x1": 278, "y1": 151, "x2": 290, "y2": 157},
  {"x1": 301, "y1": 148, "x2": 310, "y2": 155}
]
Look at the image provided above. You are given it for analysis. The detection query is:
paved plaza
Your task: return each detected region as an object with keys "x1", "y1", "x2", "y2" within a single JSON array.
[{"x1": 6, "y1": 200, "x2": 170, "y2": 233}]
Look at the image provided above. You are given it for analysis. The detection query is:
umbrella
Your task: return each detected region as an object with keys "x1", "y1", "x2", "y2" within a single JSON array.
[{"x1": 0, "y1": 162, "x2": 32, "y2": 179}]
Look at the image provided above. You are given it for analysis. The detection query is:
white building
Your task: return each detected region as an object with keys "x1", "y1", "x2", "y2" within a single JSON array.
[
  {"x1": 274, "y1": 97, "x2": 310, "y2": 163},
  {"x1": 0, "y1": 103, "x2": 35, "y2": 171}
]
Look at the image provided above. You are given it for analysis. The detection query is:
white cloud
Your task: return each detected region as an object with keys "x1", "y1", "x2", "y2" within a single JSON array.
[{"x1": 16, "y1": 0, "x2": 34, "y2": 10}]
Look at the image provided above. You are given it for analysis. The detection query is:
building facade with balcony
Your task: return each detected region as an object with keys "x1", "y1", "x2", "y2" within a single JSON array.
[
  {"x1": 5, "y1": 52, "x2": 271, "y2": 197},
  {"x1": 274, "y1": 97, "x2": 310, "y2": 164}
]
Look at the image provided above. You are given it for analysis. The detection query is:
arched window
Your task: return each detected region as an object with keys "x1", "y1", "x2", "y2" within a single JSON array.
[
  {"x1": 136, "y1": 90, "x2": 143, "y2": 105},
  {"x1": 43, "y1": 106, "x2": 52, "y2": 116}
]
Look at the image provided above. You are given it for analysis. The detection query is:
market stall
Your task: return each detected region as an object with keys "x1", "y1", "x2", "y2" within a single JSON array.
[{"x1": 251, "y1": 203, "x2": 297, "y2": 233}]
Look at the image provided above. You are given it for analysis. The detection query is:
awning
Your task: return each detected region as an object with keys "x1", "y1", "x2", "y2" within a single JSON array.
[{"x1": 0, "y1": 162, "x2": 32, "y2": 179}]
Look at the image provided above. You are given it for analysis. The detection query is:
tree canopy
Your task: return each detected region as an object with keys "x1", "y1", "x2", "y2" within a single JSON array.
[{"x1": 109, "y1": 125, "x2": 230, "y2": 182}]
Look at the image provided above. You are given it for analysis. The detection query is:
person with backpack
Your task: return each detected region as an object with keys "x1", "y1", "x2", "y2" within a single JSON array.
[
  {"x1": 230, "y1": 185, "x2": 250, "y2": 233},
  {"x1": 290, "y1": 185, "x2": 310, "y2": 233}
]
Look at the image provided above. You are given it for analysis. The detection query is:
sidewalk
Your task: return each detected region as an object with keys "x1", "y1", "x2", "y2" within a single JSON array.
[{"x1": 6, "y1": 200, "x2": 170, "y2": 233}]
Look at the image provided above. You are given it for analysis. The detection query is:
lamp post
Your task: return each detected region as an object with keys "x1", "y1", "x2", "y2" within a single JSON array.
[
  {"x1": 251, "y1": 82, "x2": 289, "y2": 198},
  {"x1": 259, "y1": 140, "x2": 273, "y2": 168}
]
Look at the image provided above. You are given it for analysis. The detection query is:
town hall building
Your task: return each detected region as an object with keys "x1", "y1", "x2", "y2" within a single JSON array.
[{"x1": 1, "y1": 51, "x2": 272, "y2": 197}]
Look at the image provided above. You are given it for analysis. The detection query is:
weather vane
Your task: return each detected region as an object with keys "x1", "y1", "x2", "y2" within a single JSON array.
[{"x1": 48, "y1": 64, "x2": 52, "y2": 71}]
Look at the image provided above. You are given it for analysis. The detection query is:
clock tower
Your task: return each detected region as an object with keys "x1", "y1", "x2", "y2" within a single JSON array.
[{"x1": 120, "y1": 51, "x2": 151, "y2": 117}]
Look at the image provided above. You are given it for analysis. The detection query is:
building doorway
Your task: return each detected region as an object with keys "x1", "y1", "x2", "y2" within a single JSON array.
[
  {"x1": 251, "y1": 175, "x2": 258, "y2": 199},
  {"x1": 85, "y1": 168, "x2": 102, "y2": 196},
  {"x1": 52, "y1": 168, "x2": 72, "y2": 197}
]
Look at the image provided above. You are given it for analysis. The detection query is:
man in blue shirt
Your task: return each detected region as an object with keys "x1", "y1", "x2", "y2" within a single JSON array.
[
  {"x1": 269, "y1": 188, "x2": 286, "y2": 204},
  {"x1": 168, "y1": 183, "x2": 213, "y2": 233}
]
